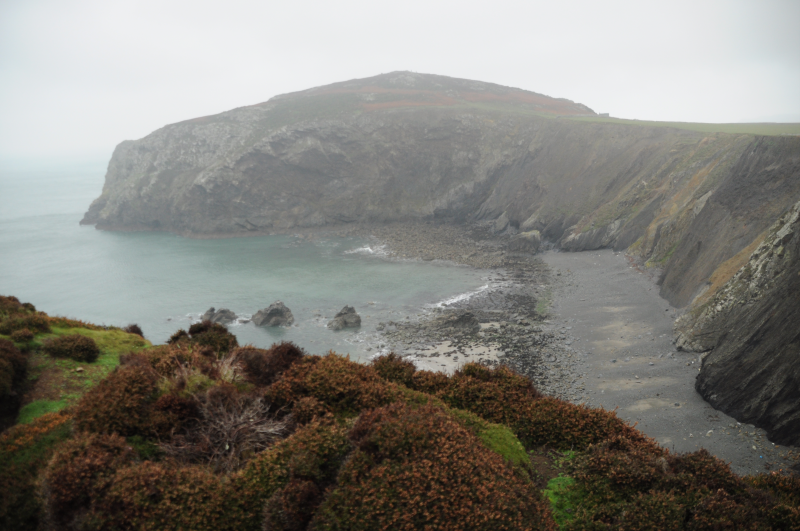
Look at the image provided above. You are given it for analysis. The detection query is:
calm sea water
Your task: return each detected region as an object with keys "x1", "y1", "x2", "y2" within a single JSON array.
[{"x1": 0, "y1": 163, "x2": 488, "y2": 362}]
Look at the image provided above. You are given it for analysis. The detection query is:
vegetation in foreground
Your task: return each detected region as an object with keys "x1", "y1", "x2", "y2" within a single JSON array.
[{"x1": 1, "y1": 295, "x2": 799, "y2": 530}]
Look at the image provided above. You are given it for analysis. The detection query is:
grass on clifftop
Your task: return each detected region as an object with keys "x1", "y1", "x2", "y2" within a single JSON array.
[{"x1": 564, "y1": 115, "x2": 800, "y2": 136}]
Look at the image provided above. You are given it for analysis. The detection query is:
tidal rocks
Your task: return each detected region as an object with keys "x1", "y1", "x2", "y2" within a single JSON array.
[
  {"x1": 507, "y1": 230, "x2": 541, "y2": 253},
  {"x1": 430, "y1": 311, "x2": 480, "y2": 334},
  {"x1": 327, "y1": 306, "x2": 361, "y2": 331},
  {"x1": 253, "y1": 301, "x2": 295, "y2": 327},
  {"x1": 201, "y1": 307, "x2": 237, "y2": 325}
]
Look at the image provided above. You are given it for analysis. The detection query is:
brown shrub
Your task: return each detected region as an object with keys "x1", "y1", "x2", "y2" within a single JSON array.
[
  {"x1": 236, "y1": 342, "x2": 305, "y2": 387},
  {"x1": 42, "y1": 334, "x2": 100, "y2": 363},
  {"x1": 0, "y1": 412, "x2": 71, "y2": 531},
  {"x1": 0, "y1": 312, "x2": 51, "y2": 335},
  {"x1": 291, "y1": 396, "x2": 330, "y2": 424},
  {"x1": 370, "y1": 352, "x2": 416, "y2": 387},
  {"x1": 160, "y1": 384, "x2": 289, "y2": 473},
  {"x1": 10, "y1": 328, "x2": 34, "y2": 343},
  {"x1": 268, "y1": 353, "x2": 400, "y2": 416},
  {"x1": 44, "y1": 432, "x2": 136, "y2": 529},
  {"x1": 87, "y1": 460, "x2": 242, "y2": 531},
  {"x1": 73, "y1": 364, "x2": 169, "y2": 437},
  {"x1": 0, "y1": 339, "x2": 27, "y2": 392},
  {"x1": 311, "y1": 403, "x2": 556, "y2": 530},
  {"x1": 263, "y1": 478, "x2": 322, "y2": 531},
  {"x1": 409, "y1": 368, "x2": 450, "y2": 394},
  {"x1": 122, "y1": 324, "x2": 144, "y2": 337}
]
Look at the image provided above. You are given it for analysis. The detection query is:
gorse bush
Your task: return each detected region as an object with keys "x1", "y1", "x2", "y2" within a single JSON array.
[
  {"x1": 0, "y1": 412, "x2": 71, "y2": 531},
  {"x1": 10, "y1": 328, "x2": 34, "y2": 343},
  {"x1": 42, "y1": 333, "x2": 100, "y2": 362},
  {"x1": 4, "y1": 330, "x2": 796, "y2": 531},
  {"x1": 311, "y1": 403, "x2": 556, "y2": 530},
  {"x1": 123, "y1": 323, "x2": 144, "y2": 337},
  {"x1": 167, "y1": 320, "x2": 239, "y2": 355}
]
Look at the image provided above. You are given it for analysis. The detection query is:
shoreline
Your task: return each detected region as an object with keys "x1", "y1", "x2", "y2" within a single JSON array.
[{"x1": 360, "y1": 221, "x2": 799, "y2": 476}]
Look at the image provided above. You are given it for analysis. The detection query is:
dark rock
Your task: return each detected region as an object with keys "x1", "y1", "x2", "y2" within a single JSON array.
[
  {"x1": 507, "y1": 230, "x2": 541, "y2": 253},
  {"x1": 689, "y1": 200, "x2": 800, "y2": 446},
  {"x1": 430, "y1": 311, "x2": 480, "y2": 334},
  {"x1": 201, "y1": 307, "x2": 237, "y2": 325},
  {"x1": 327, "y1": 306, "x2": 361, "y2": 331},
  {"x1": 253, "y1": 301, "x2": 295, "y2": 327}
]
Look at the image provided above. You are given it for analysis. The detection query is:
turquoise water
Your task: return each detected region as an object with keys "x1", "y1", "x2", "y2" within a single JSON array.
[{"x1": 0, "y1": 164, "x2": 487, "y2": 361}]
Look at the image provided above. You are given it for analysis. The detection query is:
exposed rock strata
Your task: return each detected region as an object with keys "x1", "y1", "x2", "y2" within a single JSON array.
[{"x1": 676, "y1": 201, "x2": 800, "y2": 445}]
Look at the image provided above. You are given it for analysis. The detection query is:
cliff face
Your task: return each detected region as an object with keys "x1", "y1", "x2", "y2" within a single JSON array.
[
  {"x1": 675, "y1": 201, "x2": 800, "y2": 445},
  {"x1": 83, "y1": 71, "x2": 800, "y2": 443}
]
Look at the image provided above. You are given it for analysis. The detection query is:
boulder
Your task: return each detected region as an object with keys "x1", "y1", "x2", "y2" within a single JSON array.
[
  {"x1": 201, "y1": 307, "x2": 238, "y2": 325},
  {"x1": 507, "y1": 230, "x2": 541, "y2": 253},
  {"x1": 431, "y1": 311, "x2": 480, "y2": 334},
  {"x1": 327, "y1": 306, "x2": 361, "y2": 331},
  {"x1": 253, "y1": 301, "x2": 295, "y2": 327}
]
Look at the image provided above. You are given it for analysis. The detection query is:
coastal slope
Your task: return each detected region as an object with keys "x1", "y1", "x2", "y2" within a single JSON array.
[{"x1": 81, "y1": 71, "x2": 800, "y2": 444}]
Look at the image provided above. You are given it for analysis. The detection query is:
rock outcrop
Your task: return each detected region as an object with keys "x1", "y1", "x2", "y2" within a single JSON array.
[
  {"x1": 507, "y1": 230, "x2": 541, "y2": 253},
  {"x1": 252, "y1": 301, "x2": 294, "y2": 327},
  {"x1": 80, "y1": 71, "x2": 800, "y2": 442},
  {"x1": 327, "y1": 306, "x2": 361, "y2": 331},
  {"x1": 430, "y1": 311, "x2": 481, "y2": 334},
  {"x1": 675, "y1": 201, "x2": 800, "y2": 445},
  {"x1": 201, "y1": 307, "x2": 237, "y2": 325}
]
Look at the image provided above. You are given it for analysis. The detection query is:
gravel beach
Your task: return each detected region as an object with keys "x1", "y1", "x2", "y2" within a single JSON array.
[{"x1": 362, "y1": 222, "x2": 800, "y2": 476}]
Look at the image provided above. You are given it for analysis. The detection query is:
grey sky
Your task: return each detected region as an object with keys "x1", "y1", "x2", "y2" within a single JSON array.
[{"x1": 1, "y1": 0, "x2": 798, "y2": 163}]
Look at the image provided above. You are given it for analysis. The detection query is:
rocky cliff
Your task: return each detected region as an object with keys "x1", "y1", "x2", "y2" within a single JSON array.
[
  {"x1": 83, "y1": 71, "x2": 800, "y2": 443},
  {"x1": 675, "y1": 201, "x2": 800, "y2": 445}
]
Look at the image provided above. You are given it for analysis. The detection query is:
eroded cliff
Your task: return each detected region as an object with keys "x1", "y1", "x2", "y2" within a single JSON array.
[{"x1": 82, "y1": 71, "x2": 800, "y2": 443}]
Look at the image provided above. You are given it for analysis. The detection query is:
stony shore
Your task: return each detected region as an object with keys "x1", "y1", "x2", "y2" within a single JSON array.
[{"x1": 352, "y1": 221, "x2": 800, "y2": 476}]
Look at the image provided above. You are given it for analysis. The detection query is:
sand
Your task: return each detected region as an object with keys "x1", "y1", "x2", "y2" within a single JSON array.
[{"x1": 541, "y1": 249, "x2": 798, "y2": 476}]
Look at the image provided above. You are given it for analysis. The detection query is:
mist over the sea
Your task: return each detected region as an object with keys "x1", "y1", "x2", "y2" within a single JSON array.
[{"x1": 0, "y1": 162, "x2": 488, "y2": 361}]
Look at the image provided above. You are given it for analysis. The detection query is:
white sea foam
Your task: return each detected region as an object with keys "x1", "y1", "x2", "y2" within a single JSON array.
[
  {"x1": 344, "y1": 244, "x2": 388, "y2": 257},
  {"x1": 429, "y1": 283, "x2": 490, "y2": 308}
]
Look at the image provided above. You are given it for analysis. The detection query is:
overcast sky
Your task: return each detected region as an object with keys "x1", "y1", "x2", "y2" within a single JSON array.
[{"x1": 1, "y1": 0, "x2": 798, "y2": 164}]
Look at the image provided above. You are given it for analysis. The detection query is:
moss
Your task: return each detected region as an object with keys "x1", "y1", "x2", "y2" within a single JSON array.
[
  {"x1": 17, "y1": 399, "x2": 68, "y2": 424},
  {"x1": 544, "y1": 475, "x2": 579, "y2": 526}
]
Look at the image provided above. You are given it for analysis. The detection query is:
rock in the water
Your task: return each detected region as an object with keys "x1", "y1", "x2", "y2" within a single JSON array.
[
  {"x1": 431, "y1": 311, "x2": 480, "y2": 334},
  {"x1": 201, "y1": 307, "x2": 238, "y2": 325},
  {"x1": 507, "y1": 230, "x2": 541, "y2": 253},
  {"x1": 253, "y1": 301, "x2": 295, "y2": 327},
  {"x1": 327, "y1": 306, "x2": 361, "y2": 330}
]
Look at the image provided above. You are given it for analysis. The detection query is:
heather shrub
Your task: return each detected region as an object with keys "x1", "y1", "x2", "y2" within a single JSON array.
[
  {"x1": 73, "y1": 364, "x2": 170, "y2": 437},
  {"x1": 311, "y1": 403, "x2": 556, "y2": 530},
  {"x1": 0, "y1": 412, "x2": 71, "y2": 531},
  {"x1": 0, "y1": 338, "x2": 27, "y2": 393},
  {"x1": 123, "y1": 323, "x2": 144, "y2": 337},
  {"x1": 167, "y1": 321, "x2": 238, "y2": 355},
  {"x1": 236, "y1": 342, "x2": 305, "y2": 387},
  {"x1": 42, "y1": 333, "x2": 100, "y2": 363},
  {"x1": 44, "y1": 432, "x2": 136, "y2": 529},
  {"x1": 235, "y1": 419, "x2": 352, "y2": 530},
  {"x1": 370, "y1": 352, "x2": 416, "y2": 387},
  {"x1": 410, "y1": 368, "x2": 450, "y2": 393},
  {"x1": 268, "y1": 353, "x2": 401, "y2": 416},
  {"x1": 85, "y1": 461, "x2": 241, "y2": 531},
  {"x1": 10, "y1": 327, "x2": 34, "y2": 343},
  {"x1": 160, "y1": 383, "x2": 289, "y2": 473},
  {"x1": 0, "y1": 312, "x2": 51, "y2": 335},
  {"x1": 291, "y1": 396, "x2": 330, "y2": 424}
]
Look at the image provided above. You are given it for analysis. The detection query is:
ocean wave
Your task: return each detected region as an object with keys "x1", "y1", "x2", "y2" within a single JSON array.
[
  {"x1": 344, "y1": 244, "x2": 388, "y2": 257},
  {"x1": 429, "y1": 284, "x2": 490, "y2": 308}
]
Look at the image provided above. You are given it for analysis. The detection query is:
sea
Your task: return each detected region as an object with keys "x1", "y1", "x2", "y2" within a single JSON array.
[{"x1": 0, "y1": 162, "x2": 490, "y2": 362}]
